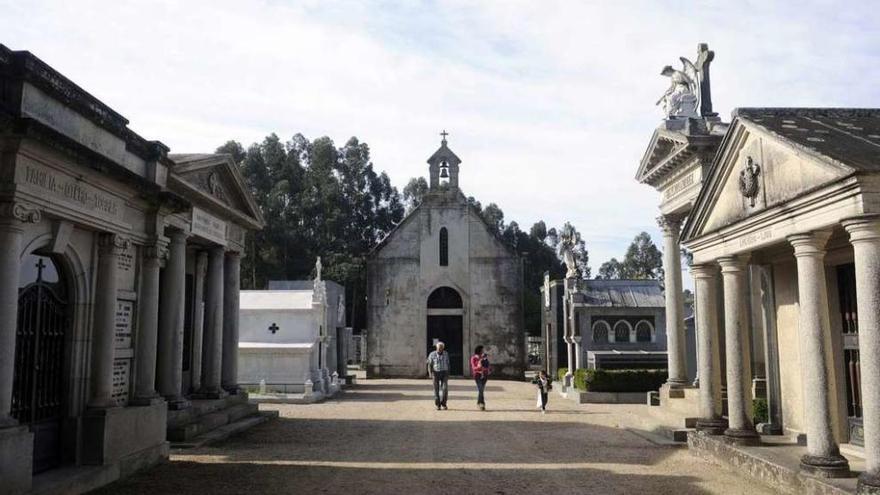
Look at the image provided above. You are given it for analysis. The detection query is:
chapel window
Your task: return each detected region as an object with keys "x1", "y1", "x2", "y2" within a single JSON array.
[
  {"x1": 635, "y1": 320, "x2": 654, "y2": 343},
  {"x1": 613, "y1": 320, "x2": 632, "y2": 343},
  {"x1": 592, "y1": 320, "x2": 610, "y2": 343},
  {"x1": 439, "y1": 227, "x2": 449, "y2": 266}
]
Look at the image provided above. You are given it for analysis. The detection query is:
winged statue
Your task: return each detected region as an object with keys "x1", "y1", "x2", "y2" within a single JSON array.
[
  {"x1": 657, "y1": 56, "x2": 701, "y2": 118},
  {"x1": 558, "y1": 223, "x2": 580, "y2": 279}
]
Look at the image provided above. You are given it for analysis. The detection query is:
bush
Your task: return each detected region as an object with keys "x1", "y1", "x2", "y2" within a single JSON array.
[
  {"x1": 753, "y1": 397, "x2": 769, "y2": 424},
  {"x1": 557, "y1": 368, "x2": 568, "y2": 382},
  {"x1": 573, "y1": 369, "x2": 668, "y2": 393}
]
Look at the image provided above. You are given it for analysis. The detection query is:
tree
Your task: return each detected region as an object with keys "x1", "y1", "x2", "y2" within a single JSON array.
[
  {"x1": 481, "y1": 203, "x2": 505, "y2": 234},
  {"x1": 402, "y1": 177, "x2": 429, "y2": 213},
  {"x1": 597, "y1": 232, "x2": 663, "y2": 280},
  {"x1": 598, "y1": 258, "x2": 624, "y2": 279},
  {"x1": 216, "y1": 140, "x2": 246, "y2": 164}
]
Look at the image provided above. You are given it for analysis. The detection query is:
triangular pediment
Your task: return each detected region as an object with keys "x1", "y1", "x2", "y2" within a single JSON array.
[
  {"x1": 635, "y1": 118, "x2": 726, "y2": 187},
  {"x1": 682, "y1": 116, "x2": 854, "y2": 241},
  {"x1": 168, "y1": 153, "x2": 265, "y2": 229}
]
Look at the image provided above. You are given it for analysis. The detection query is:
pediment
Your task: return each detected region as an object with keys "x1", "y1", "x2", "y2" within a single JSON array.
[
  {"x1": 683, "y1": 119, "x2": 853, "y2": 240},
  {"x1": 168, "y1": 153, "x2": 264, "y2": 229},
  {"x1": 636, "y1": 118, "x2": 724, "y2": 187}
]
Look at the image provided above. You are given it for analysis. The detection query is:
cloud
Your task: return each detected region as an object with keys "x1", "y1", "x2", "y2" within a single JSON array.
[{"x1": 3, "y1": 0, "x2": 880, "y2": 287}]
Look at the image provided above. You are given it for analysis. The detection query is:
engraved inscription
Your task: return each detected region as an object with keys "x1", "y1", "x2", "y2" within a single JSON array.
[
  {"x1": 192, "y1": 207, "x2": 227, "y2": 245},
  {"x1": 739, "y1": 229, "x2": 773, "y2": 248},
  {"x1": 21, "y1": 162, "x2": 124, "y2": 223},
  {"x1": 115, "y1": 300, "x2": 133, "y2": 348},
  {"x1": 112, "y1": 358, "x2": 130, "y2": 406},
  {"x1": 664, "y1": 171, "x2": 695, "y2": 200}
]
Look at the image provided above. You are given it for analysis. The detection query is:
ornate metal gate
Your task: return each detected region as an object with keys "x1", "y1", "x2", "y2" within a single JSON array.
[
  {"x1": 11, "y1": 256, "x2": 69, "y2": 473},
  {"x1": 837, "y1": 263, "x2": 863, "y2": 445}
]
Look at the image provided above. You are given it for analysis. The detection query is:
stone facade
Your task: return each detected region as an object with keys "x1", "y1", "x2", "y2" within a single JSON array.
[
  {"x1": 366, "y1": 137, "x2": 525, "y2": 379},
  {"x1": 0, "y1": 45, "x2": 264, "y2": 494}
]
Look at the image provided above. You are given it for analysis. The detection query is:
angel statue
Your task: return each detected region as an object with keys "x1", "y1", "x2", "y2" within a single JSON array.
[
  {"x1": 656, "y1": 56, "x2": 701, "y2": 119},
  {"x1": 558, "y1": 223, "x2": 580, "y2": 279}
]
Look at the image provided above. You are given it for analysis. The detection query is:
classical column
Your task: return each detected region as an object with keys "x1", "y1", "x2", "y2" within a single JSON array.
[
  {"x1": 0, "y1": 202, "x2": 40, "y2": 426},
  {"x1": 156, "y1": 229, "x2": 189, "y2": 408},
  {"x1": 221, "y1": 251, "x2": 241, "y2": 393},
  {"x1": 88, "y1": 233, "x2": 128, "y2": 408},
  {"x1": 658, "y1": 215, "x2": 688, "y2": 387},
  {"x1": 692, "y1": 263, "x2": 726, "y2": 434},
  {"x1": 788, "y1": 233, "x2": 850, "y2": 476},
  {"x1": 563, "y1": 286, "x2": 574, "y2": 386},
  {"x1": 132, "y1": 242, "x2": 164, "y2": 404},
  {"x1": 190, "y1": 251, "x2": 208, "y2": 393},
  {"x1": 198, "y1": 246, "x2": 226, "y2": 398},
  {"x1": 843, "y1": 218, "x2": 880, "y2": 491},
  {"x1": 717, "y1": 256, "x2": 759, "y2": 445},
  {"x1": 573, "y1": 335, "x2": 582, "y2": 370}
]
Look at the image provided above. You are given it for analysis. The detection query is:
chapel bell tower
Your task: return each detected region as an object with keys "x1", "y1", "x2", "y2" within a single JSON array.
[{"x1": 427, "y1": 130, "x2": 462, "y2": 190}]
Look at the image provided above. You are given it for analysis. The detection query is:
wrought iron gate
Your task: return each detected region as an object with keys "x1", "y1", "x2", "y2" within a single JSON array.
[
  {"x1": 837, "y1": 263, "x2": 863, "y2": 445},
  {"x1": 11, "y1": 256, "x2": 69, "y2": 473}
]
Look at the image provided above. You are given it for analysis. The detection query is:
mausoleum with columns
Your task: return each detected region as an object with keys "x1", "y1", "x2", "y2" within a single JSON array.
[{"x1": 0, "y1": 45, "x2": 265, "y2": 494}]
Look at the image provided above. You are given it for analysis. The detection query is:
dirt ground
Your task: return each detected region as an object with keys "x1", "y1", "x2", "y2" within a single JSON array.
[{"x1": 93, "y1": 377, "x2": 775, "y2": 495}]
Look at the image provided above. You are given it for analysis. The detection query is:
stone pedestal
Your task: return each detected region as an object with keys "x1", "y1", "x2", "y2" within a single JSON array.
[
  {"x1": 0, "y1": 425, "x2": 33, "y2": 494},
  {"x1": 843, "y1": 218, "x2": 880, "y2": 491},
  {"x1": 789, "y1": 233, "x2": 850, "y2": 477},
  {"x1": 659, "y1": 216, "x2": 688, "y2": 387},
  {"x1": 718, "y1": 256, "x2": 759, "y2": 445}
]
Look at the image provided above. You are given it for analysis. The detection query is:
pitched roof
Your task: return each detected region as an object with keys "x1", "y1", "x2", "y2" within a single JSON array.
[
  {"x1": 734, "y1": 108, "x2": 880, "y2": 172},
  {"x1": 574, "y1": 279, "x2": 664, "y2": 308}
]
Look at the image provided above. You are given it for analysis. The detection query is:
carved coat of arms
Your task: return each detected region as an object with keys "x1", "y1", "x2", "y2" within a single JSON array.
[{"x1": 738, "y1": 156, "x2": 761, "y2": 207}]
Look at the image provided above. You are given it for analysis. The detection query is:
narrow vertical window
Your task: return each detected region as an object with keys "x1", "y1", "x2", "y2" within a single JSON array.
[{"x1": 439, "y1": 227, "x2": 449, "y2": 266}]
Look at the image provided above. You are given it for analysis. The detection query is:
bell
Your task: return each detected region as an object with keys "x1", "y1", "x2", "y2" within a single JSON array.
[{"x1": 439, "y1": 168, "x2": 449, "y2": 178}]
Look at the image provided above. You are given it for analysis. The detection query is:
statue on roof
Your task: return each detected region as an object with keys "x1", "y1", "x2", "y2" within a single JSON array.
[
  {"x1": 656, "y1": 43, "x2": 716, "y2": 119},
  {"x1": 559, "y1": 222, "x2": 580, "y2": 279}
]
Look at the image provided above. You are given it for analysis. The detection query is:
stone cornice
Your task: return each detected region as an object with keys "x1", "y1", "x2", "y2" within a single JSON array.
[{"x1": 98, "y1": 232, "x2": 131, "y2": 256}]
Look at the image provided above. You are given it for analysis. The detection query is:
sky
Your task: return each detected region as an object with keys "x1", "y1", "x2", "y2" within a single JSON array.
[{"x1": 3, "y1": 0, "x2": 880, "y2": 287}]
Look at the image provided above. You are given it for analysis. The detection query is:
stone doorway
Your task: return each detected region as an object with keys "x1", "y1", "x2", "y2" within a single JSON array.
[
  {"x1": 426, "y1": 287, "x2": 464, "y2": 376},
  {"x1": 12, "y1": 253, "x2": 70, "y2": 473}
]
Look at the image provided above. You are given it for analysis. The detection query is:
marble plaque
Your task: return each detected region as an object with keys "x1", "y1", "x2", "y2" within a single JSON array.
[
  {"x1": 191, "y1": 207, "x2": 227, "y2": 245},
  {"x1": 116, "y1": 245, "x2": 136, "y2": 291},
  {"x1": 115, "y1": 299, "x2": 133, "y2": 348},
  {"x1": 112, "y1": 358, "x2": 130, "y2": 406},
  {"x1": 18, "y1": 159, "x2": 126, "y2": 225}
]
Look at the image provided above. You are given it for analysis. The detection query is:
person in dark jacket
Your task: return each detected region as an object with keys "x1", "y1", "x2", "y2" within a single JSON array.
[
  {"x1": 532, "y1": 370, "x2": 552, "y2": 414},
  {"x1": 470, "y1": 345, "x2": 490, "y2": 410}
]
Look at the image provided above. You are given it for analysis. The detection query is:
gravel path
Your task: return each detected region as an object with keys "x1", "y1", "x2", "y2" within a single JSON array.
[{"x1": 93, "y1": 377, "x2": 774, "y2": 495}]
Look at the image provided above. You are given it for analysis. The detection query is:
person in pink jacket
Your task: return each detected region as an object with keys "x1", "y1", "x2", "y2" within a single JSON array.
[{"x1": 470, "y1": 345, "x2": 491, "y2": 410}]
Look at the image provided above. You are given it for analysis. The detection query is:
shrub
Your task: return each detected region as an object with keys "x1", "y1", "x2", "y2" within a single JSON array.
[
  {"x1": 753, "y1": 397, "x2": 769, "y2": 424},
  {"x1": 557, "y1": 367, "x2": 568, "y2": 382},
  {"x1": 574, "y1": 369, "x2": 668, "y2": 393}
]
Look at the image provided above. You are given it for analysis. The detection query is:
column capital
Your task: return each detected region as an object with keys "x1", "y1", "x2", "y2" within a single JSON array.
[
  {"x1": 657, "y1": 215, "x2": 682, "y2": 235},
  {"x1": 0, "y1": 200, "x2": 41, "y2": 225},
  {"x1": 788, "y1": 231, "x2": 832, "y2": 257},
  {"x1": 142, "y1": 241, "x2": 168, "y2": 261},
  {"x1": 166, "y1": 227, "x2": 188, "y2": 244},
  {"x1": 717, "y1": 255, "x2": 749, "y2": 273},
  {"x1": 691, "y1": 263, "x2": 719, "y2": 279},
  {"x1": 97, "y1": 233, "x2": 131, "y2": 256},
  {"x1": 843, "y1": 215, "x2": 880, "y2": 244}
]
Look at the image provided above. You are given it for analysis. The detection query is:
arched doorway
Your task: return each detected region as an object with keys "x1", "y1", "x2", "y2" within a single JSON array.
[
  {"x1": 12, "y1": 253, "x2": 69, "y2": 473},
  {"x1": 426, "y1": 287, "x2": 463, "y2": 375}
]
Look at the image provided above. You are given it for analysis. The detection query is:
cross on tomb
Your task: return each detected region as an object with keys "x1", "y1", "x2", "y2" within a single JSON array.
[
  {"x1": 268, "y1": 323, "x2": 280, "y2": 334},
  {"x1": 35, "y1": 258, "x2": 46, "y2": 281},
  {"x1": 440, "y1": 129, "x2": 449, "y2": 141}
]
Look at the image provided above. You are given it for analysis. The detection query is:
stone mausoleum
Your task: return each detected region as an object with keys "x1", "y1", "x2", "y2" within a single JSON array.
[
  {"x1": 366, "y1": 135, "x2": 525, "y2": 379},
  {"x1": 0, "y1": 45, "x2": 265, "y2": 494}
]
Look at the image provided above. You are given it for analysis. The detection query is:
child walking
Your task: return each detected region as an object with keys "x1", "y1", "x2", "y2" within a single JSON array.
[{"x1": 532, "y1": 370, "x2": 552, "y2": 414}]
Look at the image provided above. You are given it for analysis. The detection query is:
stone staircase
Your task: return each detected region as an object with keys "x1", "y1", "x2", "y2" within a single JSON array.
[{"x1": 166, "y1": 393, "x2": 277, "y2": 449}]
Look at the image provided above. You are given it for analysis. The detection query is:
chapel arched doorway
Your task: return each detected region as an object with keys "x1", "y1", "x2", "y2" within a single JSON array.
[
  {"x1": 426, "y1": 287, "x2": 464, "y2": 375},
  {"x1": 12, "y1": 253, "x2": 70, "y2": 473}
]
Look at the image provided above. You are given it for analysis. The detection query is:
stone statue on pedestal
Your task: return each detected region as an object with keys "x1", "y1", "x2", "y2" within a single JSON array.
[
  {"x1": 657, "y1": 43, "x2": 717, "y2": 119},
  {"x1": 559, "y1": 223, "x2": 580, "y2": 279}
]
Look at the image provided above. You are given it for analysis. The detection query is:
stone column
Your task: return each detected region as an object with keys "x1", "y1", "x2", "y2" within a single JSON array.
[
  {"x1": 788, "y1": 233, "x2": 850, "y2": 476},
  {"x1": 132, "y1": 243, "x2": 164, "y2": 404},
  {"x1": 563, "y1": 286, "x2": 573, "y2": 386},
  {"x1": 190, "y1": 251, "x2": 208, "y2": 393},
  {"x1": 199, "y1": 246, "x2": 226, "y2": 398},
  {"x1": 88, "y1": 233, "x2": 128, "y2": 408},
  {"x1": 156, "y1": 229, "x2": 189, "y2": 409},
  {"x1": 843, "y1": 218, "x2": 880, "y2": 491},
  {"x1": 717, "y1": 256, "x2": 759, "y2": 444},
  {"x1": 221, "y1": 251, "x2": 241, "y2": 393},
  {"x1": 0, "y1": 202, "x2": 40, "y2": 426},
  {"x1": 573, "y1": 335, "x2": 582, "y2": 371},
  {"x1": 692, "y1": 263, "x2": 726, "y2": 434},
  {"x1": 658, "y1": 215, "x2": 688, "y2": 387}
]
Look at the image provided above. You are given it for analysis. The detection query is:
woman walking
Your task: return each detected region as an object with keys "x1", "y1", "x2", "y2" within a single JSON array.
[
  {"x1": 533, "y1": 370, "x2": 552, "y2": 414},
  {"x1": 470, "y1": 345, "x2": 490, "y2": 410}
]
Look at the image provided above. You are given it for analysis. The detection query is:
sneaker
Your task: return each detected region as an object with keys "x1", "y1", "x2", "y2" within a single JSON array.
[
  {"x1": 436, "y1": 405, "x2": 441, "y2": 410},
  {"x1": 441, "y1": 405, "x2": 448, "y2": 410}
]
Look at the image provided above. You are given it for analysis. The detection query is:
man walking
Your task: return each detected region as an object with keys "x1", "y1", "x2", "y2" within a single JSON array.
[{"x1": 427, "y1": 342, "x2": 450, "y2": 410}]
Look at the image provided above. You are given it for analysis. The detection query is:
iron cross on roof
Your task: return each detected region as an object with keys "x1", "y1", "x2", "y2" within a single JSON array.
[
  {"x1": 268, "y1": 323, "x2": 280, "y2": 334},
  {"x1": 440, "y1": 129, "x2": 449, "y2": 141}
]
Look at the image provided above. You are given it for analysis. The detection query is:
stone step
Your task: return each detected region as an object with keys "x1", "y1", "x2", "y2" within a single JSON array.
[
  {"x1": 171, "y1": 410, "x2": 279, "y2": 449},
  {"x1": 167, "y1": 394, "x2": 249, "y2": 428},
  {"x1": 168, "y1": 410, "x2": 228, "y2": 442}
]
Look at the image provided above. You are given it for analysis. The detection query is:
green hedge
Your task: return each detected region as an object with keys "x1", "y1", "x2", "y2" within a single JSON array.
[
  {"x1": 575, "y1": 369, "x2": 667, "y2": 393},
  {"x1": 753, "y1": 397, "x2": 769, "y2": 424},
  {"x1": 557, "y1": 367, "x2": 568, "y2": 382}
]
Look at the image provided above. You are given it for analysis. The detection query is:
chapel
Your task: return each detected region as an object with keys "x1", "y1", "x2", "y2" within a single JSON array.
[{"x1": 366, "y1": 134, "x2": 525, "y2": 379}]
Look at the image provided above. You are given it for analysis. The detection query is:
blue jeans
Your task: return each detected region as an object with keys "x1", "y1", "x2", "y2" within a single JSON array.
[
  {"x1": 475, "y1": 375, "x2": 488, "y2": 405},
  {"x1": 433, "y1": 371, "x2": 448, "y2": 406}
]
